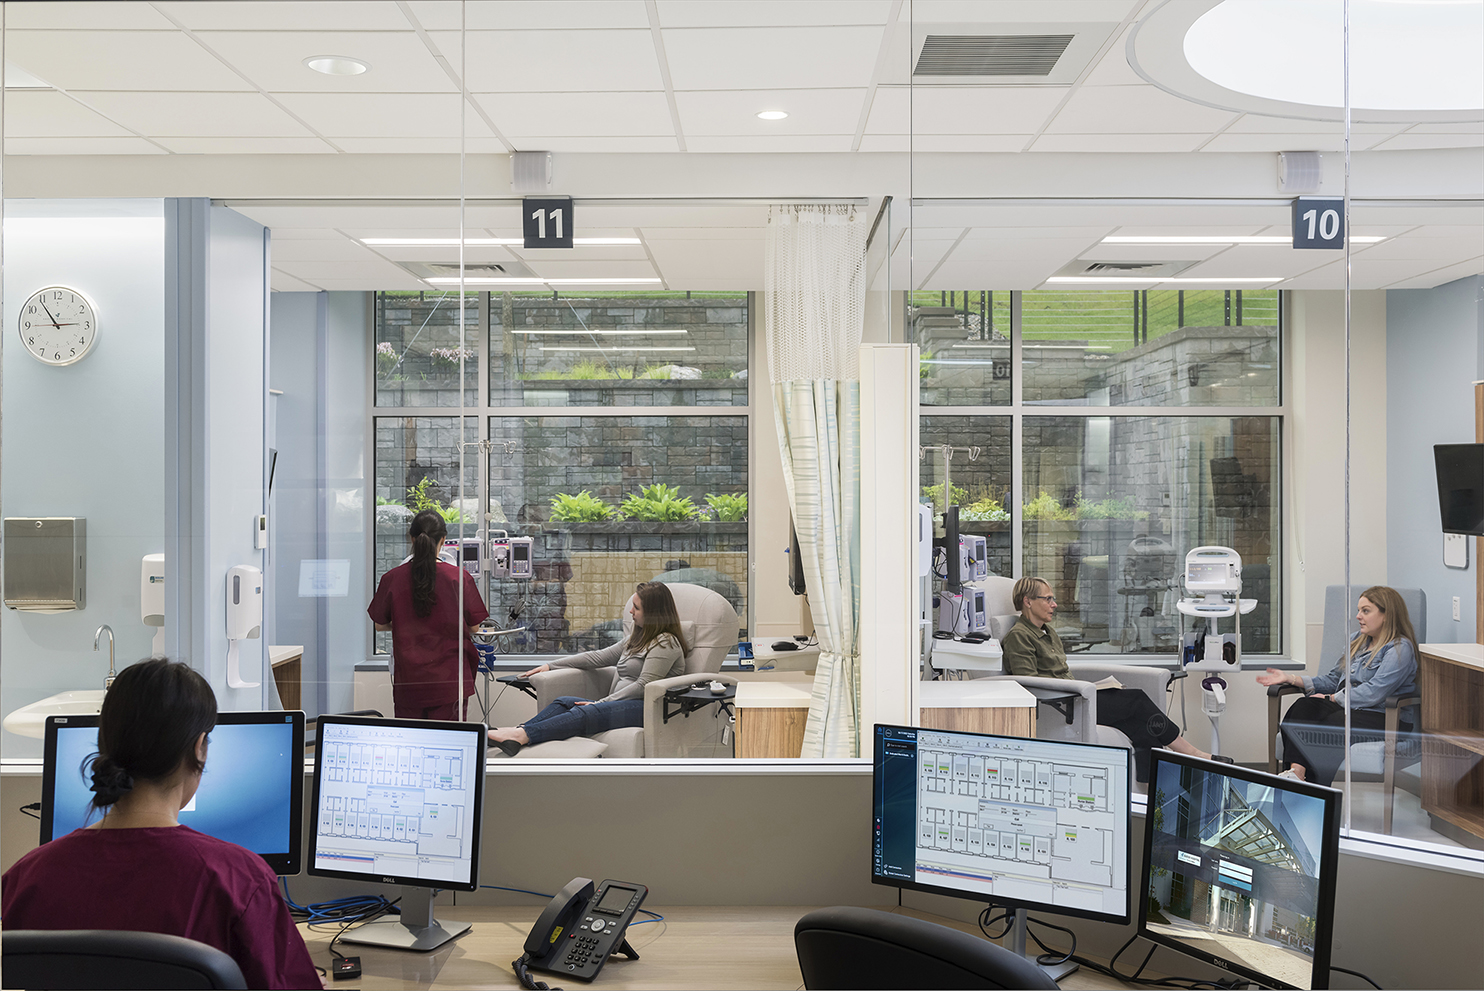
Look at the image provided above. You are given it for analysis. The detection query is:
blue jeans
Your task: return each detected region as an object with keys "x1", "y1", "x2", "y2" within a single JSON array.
[{"x1": 522, "y1": 696, "x2": 645, "y2": 745}]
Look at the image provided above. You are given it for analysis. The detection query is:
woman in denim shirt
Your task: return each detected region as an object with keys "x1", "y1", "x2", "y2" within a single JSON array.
[{"x1": 1258, "y1": 585, "x2": 1419, "y2": 786}]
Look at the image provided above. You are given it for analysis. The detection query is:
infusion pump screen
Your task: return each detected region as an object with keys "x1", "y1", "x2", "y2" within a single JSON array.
[
  {"x1": 313, "y1": 722, "x2": 482, "y2": 887},
  {"x1": 873, "y1": 726, "x2": 1131, "y2": 921}
]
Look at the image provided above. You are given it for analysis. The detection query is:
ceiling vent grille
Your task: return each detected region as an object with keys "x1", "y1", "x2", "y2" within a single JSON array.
[{"x1": 914, "y1": 34, "x2": 1074, "y2": 76}]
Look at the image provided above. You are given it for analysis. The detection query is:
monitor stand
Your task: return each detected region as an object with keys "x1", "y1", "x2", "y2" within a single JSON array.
[
  {"x1": 340, "y1": 886, "x2": 471, "y2": 952},
  {"x1": 1008, "y1": 908, "x2": 1079, "y2": 982}
]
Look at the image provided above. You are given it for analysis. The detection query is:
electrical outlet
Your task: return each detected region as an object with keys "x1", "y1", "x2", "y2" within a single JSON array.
[{"x1": 1454, "y1": 596, "x2": 1462, "y2": 621}]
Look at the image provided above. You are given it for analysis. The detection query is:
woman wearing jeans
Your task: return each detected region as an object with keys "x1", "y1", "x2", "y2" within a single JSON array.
[
  {"x1": 488, "y1": 582, "x2": 687, "y2": 756},
  {"x1": 1258, "y1": 585, "x2": 1418, "y2": 787}
]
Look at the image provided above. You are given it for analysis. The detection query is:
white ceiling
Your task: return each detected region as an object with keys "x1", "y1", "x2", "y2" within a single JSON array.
[{"x1": 3, "y1": 0, "x2": 1481, "y2": 292}]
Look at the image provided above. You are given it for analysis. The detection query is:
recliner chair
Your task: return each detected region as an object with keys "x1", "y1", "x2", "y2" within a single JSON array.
[
  {"x1": 518, "y1": 582, "x2": 740, "y2": 758},
  {"x1": 3, "y1": 930, "x2": 248, "y2": 990},
  {"x1": 1267, "y1": 584, "x2": 1425, "y2": 834}
]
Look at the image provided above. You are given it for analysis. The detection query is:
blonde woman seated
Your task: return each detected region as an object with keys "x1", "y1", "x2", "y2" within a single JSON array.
[
  {"x1": 1257, "y1": 585, "x2": 1418, "y2": 786},
  {"x1": 488, "y1": 582, "x2": 687, "y2": 756},
  {"x1": 1001, "y1": 576, "x2": 1231, "y2": 782}
]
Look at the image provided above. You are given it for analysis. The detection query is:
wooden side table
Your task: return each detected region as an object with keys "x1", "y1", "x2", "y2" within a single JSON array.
[
  {"x1": 918, "y1": 680, "x2": 1037, "y2": 738},
  {"x1": 733, "y1": 680, "x2": 811, "y2": 758}
]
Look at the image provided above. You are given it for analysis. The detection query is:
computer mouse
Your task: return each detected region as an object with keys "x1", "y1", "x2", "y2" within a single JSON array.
[
  {"x1": 771, "y1": 640, "x2": 800, "y2": 651},
  {"x1": 709, "y1": 680, "x2": 728, "y2": 695}
]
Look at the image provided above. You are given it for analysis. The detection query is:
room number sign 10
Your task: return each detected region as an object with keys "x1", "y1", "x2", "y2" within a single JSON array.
[
  {"x1": 524, "y1": 197, "x2": 574, "y2": 249},
  {"x1": 1291, "y1": 196, "x2": 1344, "y2": 249}
]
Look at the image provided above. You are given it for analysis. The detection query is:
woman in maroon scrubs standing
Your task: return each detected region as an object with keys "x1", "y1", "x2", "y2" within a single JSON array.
[{"x1": 368, "y1": 509, "x2": 490, "y2": 720}]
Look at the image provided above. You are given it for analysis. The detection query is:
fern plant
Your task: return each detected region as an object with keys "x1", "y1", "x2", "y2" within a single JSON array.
[
  {"x1": 621, "y1": 483, "x2": 701, "y2": 521},
  {"x1": 550, "y1": 490, "x2": 618, "y2": 522},
  {"x1": 705, "y1": 493, "x2": 748, "y2": 522}
]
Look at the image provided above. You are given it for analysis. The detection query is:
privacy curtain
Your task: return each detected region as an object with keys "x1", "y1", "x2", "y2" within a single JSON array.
[{"x1": 765, "y1": 204, "x2": 867, "y2": 758}]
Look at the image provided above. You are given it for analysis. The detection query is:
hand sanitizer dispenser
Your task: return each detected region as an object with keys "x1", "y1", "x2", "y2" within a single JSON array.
[
  {"x1": 141, "y1": 553, "x2": 166, "y2": 659},
  {"x1": 225, "y1": 565, "x2": 262, "y2": 689}
]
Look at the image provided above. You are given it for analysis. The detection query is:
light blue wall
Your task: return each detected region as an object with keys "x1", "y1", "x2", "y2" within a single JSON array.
[
  {"x1": 1386, "y1": 274, "x2": 1484, "y2": 643},
  {"x1": 324, "y1": 292, "x2": 370, "y2": 712},
  {"x1": 1, "y1": 200, "x2": 166, "y2": 758}
]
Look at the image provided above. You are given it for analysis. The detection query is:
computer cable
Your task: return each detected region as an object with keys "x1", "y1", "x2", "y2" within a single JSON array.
[
  {"x1": 17, "y1": 802, "x2": 40, "y2": 820},
  {"x1": 1330, "y1": 965, "x2": 1381, "y2": 989}
]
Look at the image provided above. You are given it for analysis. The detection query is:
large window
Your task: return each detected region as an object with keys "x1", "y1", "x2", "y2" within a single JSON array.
[
  {"x1": 916, "y1": 289, "x2": 1283, "y2": 656},
  {"x1": 372, "y1": 291, "x2": 750, "y2": 658}
]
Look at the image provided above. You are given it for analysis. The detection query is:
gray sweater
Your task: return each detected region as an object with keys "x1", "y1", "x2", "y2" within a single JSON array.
[{"x1": 550, "y1": 634, "x2": 686, "y2": 703}]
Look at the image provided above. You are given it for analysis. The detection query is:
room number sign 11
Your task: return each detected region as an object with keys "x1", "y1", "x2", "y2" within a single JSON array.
[{"x1": 524, "y1": 197, "x2": 574, "y2": 249}]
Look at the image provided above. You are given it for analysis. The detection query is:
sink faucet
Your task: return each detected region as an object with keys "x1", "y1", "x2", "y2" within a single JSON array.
[{"x1": 94, "y1": 625, "x2": 116, "y2": 689}]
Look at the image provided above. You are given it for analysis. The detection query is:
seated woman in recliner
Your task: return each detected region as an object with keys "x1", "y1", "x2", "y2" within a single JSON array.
[
  {"x1": 488, "y1": 582, "x2": 687, "y2": 756},
  {"x1": 1001, "y1": 576, "x2": 1231, "y2": 782}
]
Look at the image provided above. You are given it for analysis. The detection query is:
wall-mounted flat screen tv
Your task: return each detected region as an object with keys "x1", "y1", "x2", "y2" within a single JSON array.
[{"x1": 1434, "y1": 444, "x2": 1484, "y2": 535}]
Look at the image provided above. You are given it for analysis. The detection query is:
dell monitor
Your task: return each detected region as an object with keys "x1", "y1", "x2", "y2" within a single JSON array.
[
  {"x1": 872, "y1": 723, "x2": 1132, "y2": 980},
  {"x1": 1140, "y1": 750, "x2": 1342, "y2": 990},
  {"x1": 1434, "y1": 443, "x2": 1484, "y2": 536},
  {"x1": 307, "y1": 714, "x2": 488, "y2": 952},
  {"x1": 42, "y1": 710, "x2": 305, "y2": 875}
]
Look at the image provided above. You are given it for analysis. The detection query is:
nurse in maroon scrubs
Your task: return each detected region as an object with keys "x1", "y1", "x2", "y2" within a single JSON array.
[{"x1": 368, "y1": 509, "x2": 490, "y2": 720}]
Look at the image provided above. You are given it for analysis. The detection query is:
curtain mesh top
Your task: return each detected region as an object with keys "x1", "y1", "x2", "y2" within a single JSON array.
[{"x1": 765, "y1": 204, "x2": 867, "y2": 382}]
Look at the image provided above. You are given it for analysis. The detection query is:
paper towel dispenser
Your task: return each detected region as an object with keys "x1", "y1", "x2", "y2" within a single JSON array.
[{"x1": 4, "y1": 517, "x2": 86, "y2": 613}]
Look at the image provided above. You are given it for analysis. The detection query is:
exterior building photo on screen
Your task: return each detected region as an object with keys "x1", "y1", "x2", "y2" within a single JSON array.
[{"x1": 1144, "y1": 761, "x2": 1330, "y2": 989}]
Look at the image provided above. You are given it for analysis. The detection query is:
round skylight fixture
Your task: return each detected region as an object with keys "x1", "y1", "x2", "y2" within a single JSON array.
[
  {"x1": 304, "y1": 56, "x2": 369, "y2": 76},
  {"x1": 756, "y1": 110, "x2": 789, "y2": 121},
  {"x1": 1128, "y1": 0, "x2": 1483, "y2": 122}
]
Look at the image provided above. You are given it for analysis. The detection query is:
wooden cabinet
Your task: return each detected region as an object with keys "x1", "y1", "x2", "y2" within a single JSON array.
[{"x1": 1419, "y1": 644, "x2": 1484, "y2": 847}]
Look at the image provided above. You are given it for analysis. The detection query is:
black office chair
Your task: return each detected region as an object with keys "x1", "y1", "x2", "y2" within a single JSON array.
[
  {"x1": 2, "y1": 929, "x2": 247, "y2": 990},
  {"x1": 794, "y1": 906, "x2": 1060, "y2": 990}
]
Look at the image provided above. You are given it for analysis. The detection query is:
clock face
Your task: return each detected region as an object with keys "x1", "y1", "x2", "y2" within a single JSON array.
[{"x1": 18, "y1": 286, "x2": 98, "y2": 366}]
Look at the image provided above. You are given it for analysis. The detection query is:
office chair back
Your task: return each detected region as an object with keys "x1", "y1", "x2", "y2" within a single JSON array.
[
  {"x1": 794, "y1": 907, "x2": 1059, "y2": 990},
  {"x1": 3, "y1": 929, "x2": 248, "y2": 989}
]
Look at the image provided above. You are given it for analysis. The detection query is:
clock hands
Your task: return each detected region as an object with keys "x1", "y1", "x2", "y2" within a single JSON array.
[{"x1": 39, "y1": 300, "x2": 64, "y2": 330}]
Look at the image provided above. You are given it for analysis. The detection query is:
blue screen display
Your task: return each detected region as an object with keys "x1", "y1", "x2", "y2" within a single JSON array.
[{"x1": 49, "y1": 719, "x2": 297, "y2": 857}]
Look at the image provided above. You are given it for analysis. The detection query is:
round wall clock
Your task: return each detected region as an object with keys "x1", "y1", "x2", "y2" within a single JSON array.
[{"x1": 18, "y1": 285, "x2": 98, "y2": 366}]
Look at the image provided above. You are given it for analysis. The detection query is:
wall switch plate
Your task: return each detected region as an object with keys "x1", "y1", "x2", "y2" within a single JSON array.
[
  {"x1": 1454, "y1": 596, "x2": 1462, "y2": 621},
  {"x1": 1444, "y1": 532, "x2": 1469, "y2": 569}
]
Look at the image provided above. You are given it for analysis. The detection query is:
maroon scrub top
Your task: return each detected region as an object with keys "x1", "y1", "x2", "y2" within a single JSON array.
[
  {"x1": 367, "y1": 560, "x2": 489, "y2": 713},
  {"x1": 2, "y1": 826, "x2": 321, "y2": 991}
]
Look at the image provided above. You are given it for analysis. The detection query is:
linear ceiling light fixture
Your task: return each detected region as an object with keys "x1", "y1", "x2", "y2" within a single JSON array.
[
  {"x1": 1046, "y1": 276, "x2": 1283, "y2": 284},
  {"x1": 425, "y1": 277, "x2": 662, "y2": 286},
  {"x1": 756, "y1": 110, "x2": 789, "y2": 120},
  {"x1": 362, "y1": 237, "x2": 641, "y2": 246},
  {"x1": 1101, "y1": 235, "x2": 1386, "y2": 244},
  {"x1": 304, "y1": 55, "x2": 369, "y2": 75}
]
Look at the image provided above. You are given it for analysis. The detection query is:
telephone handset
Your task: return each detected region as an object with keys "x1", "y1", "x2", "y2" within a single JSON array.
[{"x1": 514, "y1": 877, "x2": 648, "y2": 987}]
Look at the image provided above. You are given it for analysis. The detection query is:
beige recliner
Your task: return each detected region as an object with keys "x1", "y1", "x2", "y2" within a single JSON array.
[{"x1": 519, "y1": 582, "x2": 740, "y2": 758}]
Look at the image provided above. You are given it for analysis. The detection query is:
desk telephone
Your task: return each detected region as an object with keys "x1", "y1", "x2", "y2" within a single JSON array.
[{"x1": 514, "y1": 877, "x2": 648, "y2": 987}]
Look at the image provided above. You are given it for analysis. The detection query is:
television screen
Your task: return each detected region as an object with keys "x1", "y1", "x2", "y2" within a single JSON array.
[
  {"x1": 871, "y1": 723, "x2": 1132, "y2": 925},
  {"x1": 1434, "y1": 443, "x2": 1484, "y2": 535},
  {"x1": 43, "y1": 710, "x2": 305, "y2": 876},
  {"x1": 1140, "y1": 751, "x2": 1341, "y2": 990}
]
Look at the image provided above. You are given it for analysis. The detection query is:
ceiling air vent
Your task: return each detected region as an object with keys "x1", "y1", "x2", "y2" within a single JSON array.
[
  {"x1": 396, "y1": 260, "x2": 540, "y2": 280},
  {"x1": 914, "y1": 34, "x2": 1074, "y2": 77}
]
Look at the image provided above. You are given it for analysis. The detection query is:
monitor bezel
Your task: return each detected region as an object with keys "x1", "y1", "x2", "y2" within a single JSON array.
[
  {"x1": 306, "y1": 713, "x2": 488, "y2": 893},
  {"x1": 1137, "y1": 749, "x2": 1342, "y2": 991},
  {"x1": 1433, "y1": 443, "x2": 1484, "y2": 536},
  {"x1": 870, "y1": 722, "x2": 1134, "y2": 926},
  {"x1": 41, "y1": 709, "x2": 306, "y2": 876}
]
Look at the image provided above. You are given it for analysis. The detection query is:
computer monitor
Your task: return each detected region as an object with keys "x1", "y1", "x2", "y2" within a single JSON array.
[
  {"x1": 872, "y1": 723, "x2": 1132, "y2": 980},
  {"x1": 1139, "y1": 750, "x2": 1342, "y2": 990},
  {"x1": 1433, "y1": 443, "x2": 1484, "y2": 535},
  {"x1": 307, "y1": 714, "x2": 487, "y2": 952},
  {"x1": 42, "y1": 710, "x2": 305, "y2": 876}
]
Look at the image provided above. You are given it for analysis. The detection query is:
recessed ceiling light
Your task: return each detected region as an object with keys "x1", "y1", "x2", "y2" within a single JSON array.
[
  {"x1": 756, "y1": 110, "x2": 789, "y2": 120},
  {"x1": 304, "y1": 56, "x2": 369, "y2": 76}
]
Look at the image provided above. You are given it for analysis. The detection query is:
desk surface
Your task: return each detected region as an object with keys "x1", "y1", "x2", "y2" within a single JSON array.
[{"x1": 297, "y1": 904, "x2": 1137, "y2": 990}]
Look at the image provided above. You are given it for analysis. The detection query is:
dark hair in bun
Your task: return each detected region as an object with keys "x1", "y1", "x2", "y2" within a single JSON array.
[{"x1": 83, "y1": 658, "x2": 217, "y2": 815}]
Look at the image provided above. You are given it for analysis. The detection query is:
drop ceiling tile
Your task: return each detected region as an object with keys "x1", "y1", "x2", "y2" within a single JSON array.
[
  {"x1": 1079, "y1": 243, "x2": 1226, "y2": 262},
  {"x1": 267, "y1": 227, "x2": 347, "y2": 239},
  {"x1": 641, "y1": 227, "x2": 764, "y2": 241},
  {"x1": 330, "y1": 136, "x2": 511, "y2": 153},
  {"x1": 645, "y1": 240, "x2": 763, "y2": 281},
  {"x1": 1201, "y1": 132, "x2": 1391, "y2": 153},
  {"x1": 516, "y1": 136, "x2": 681, "y2": 152},
  {"x1": 930, "y1": 262, "x2": 1060, "y2": 290},
  {"x1": 75, "y1": 91, "x2": 316, "y2": 138},
  {"x1": 476, "y1": 91, "x2": 673, "y2": 137},
  {"x1": 273, "y1": 92, "x2": 494, "y2": 137},
  {"x1": 406, "y1": 1, "x2": 650, "y2": 30},
  {"x1": 5, "y1": 31, "x2": 254, "y2": 91},
  {"x1": 950, "y1": 236, "x2": 1108, "y2": 262},
  {"x1": 580, "y1": 205, "x2": 770, "y2": 228},
  {"x1": 1224, "y1": 114, "x2": 1395, "y2": 134},
  {"x1": 909, "y1": 134, "x2": 1038, "y2": 152},
  {"x1": 1179, "y1": 247, "x2": 1319, "y2": 280},
  {"x1": 508, "y1": 245, "x2": 650, "y2": 262},
  {"x1": 1354, "y1": 236, "x2": 1484, "y2": 261},
  {"x1": 914, "y1": 1, "x2": 1138, "y2": 22},
  {"x1": 159, "y1": 2, "x2": 412, "y2": 31},
  {"x1": 2, "y1": 89, "x2": 136, "y2": 137},
  {"x1": 296, "y1": 275, "x2": 430, "y2": 290},
  {"x1": 1081, "y1": 29, "x2": 1144, "y2": 86},
  {"x1": 270, "y1": 273, "x2": 322, "y2": 293},
  {"x1": 1405, "y1": 123, "x2": 1484, "y2": 134},
  {"x1": 1371, "y1": 133, "x2": 1484, "y2": 151},
  {"x1": 866, "y1": 86, "x2": 1069, "y2": 135},
  {"x1": 1042, "y1": 84, "x2": 1238, "y2": 134},
  {"x1": 675, "y1": 88, "x2": 867, "y2": 136},
  {"x1": 6, "y1": 2, "x2": 176, "y2": 29},
  {"x1": 685, "y1": 134, "x2": 854, "y2": 152},
  {"x1": 655, "y1": 0, "x2": 895, "y2": 27},
  {"x1": 2, "y1": 136, "x2": 165, "y2": 155},
  {"x1": 1030, "y1": 133, "x2": 1206, "y2": 152},
  {"x1": 440, "y1": 30, "x2": 663, "y2": 92},
  {"x1": 859, "y1": 134, "x2": 910, "y2": 152},
  {"x1": 199, "y1": 31, "x2": 454, "y2": 93},
  {"x1": 229, "y1": 203, "x2": 466, "y2": 229},
  {"x1": 663, "y1": 26, "x2": 885, "y2": 90},
  {"x1": 1382, "y1": 257, "x2": 1484, "y2": 289},
  {"x1": 282, "y1": 258, "x2": 422, "y2": 280},
  {"x1": 154, "y1": 136, "x2": 340, "y2": 154},
  {"x1": 522, "y1": 259, "x2": 659, "y2": 278},
  {"x1": 269, "y1": 238, "x2": 386, "y2": 262}
]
